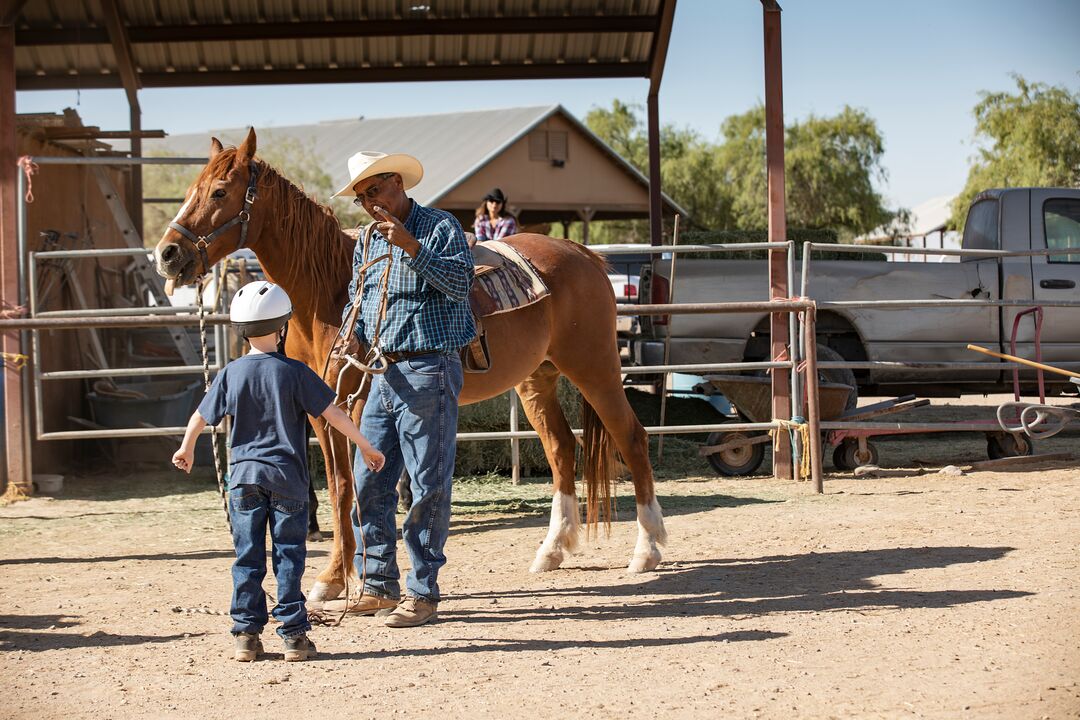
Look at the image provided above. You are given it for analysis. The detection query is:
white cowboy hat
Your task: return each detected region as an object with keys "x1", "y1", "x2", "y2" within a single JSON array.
[{"x1": 332, "y1": 150, "x2": 424, "y2": 197}]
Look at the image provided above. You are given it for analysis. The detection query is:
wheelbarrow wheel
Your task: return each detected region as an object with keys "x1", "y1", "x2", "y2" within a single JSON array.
[
  {"x1": 986, "y1": 432, "x2": 1033, "y2": 460},
  {"x1": 704, "y1": 430, "x2": 767, "y2": 476},
  {"x1": 832, "y1": 438, "x2": 879, "y2": 471}
]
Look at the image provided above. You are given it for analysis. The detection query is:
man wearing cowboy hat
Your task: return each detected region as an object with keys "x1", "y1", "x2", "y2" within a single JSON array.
[{"x1": 335, "y1": 150, "x2": 474, "y2": 628}]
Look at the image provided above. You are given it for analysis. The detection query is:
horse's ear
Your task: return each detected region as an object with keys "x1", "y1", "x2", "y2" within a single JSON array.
[
  {"x1": 209, "y1": 137, "x2": 224, "y2": 158},
  {"x1": 236, "y1": 127, "x2": 257, "y2": 163}
]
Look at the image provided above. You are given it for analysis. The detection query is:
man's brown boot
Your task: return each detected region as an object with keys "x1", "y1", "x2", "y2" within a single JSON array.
[
  {"x1": 384, "y1": 596, "x2": 438, "y2": 628},
  {"x1": 322, "y1": 592, "x2": 398, "y2": 616}
]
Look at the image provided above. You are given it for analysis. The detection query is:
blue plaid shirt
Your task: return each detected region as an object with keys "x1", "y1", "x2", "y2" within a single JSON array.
[{"x1": 343, "y1": 200, "x2": 475, "y2": 353}]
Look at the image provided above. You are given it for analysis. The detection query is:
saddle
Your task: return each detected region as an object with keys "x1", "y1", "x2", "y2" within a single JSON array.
[{"x1": 463, "y1": 237, "x2": 550, "y2": 373}]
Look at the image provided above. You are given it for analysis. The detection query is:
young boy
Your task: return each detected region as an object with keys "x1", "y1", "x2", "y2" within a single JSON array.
[{"x1": 172, "y1": 280, "x2": 384, "y2": 662}]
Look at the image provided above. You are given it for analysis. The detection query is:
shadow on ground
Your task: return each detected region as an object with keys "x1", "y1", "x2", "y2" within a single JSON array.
[
  {"x1": 315, "y1": 629, "x2": 787, "y2": 661},
  {"x1": 445, "y1": 545, "x2": 1028, "y2": 623},
  {"x1": 0, "y1": 630, "x2": 204, "y2": 652}
]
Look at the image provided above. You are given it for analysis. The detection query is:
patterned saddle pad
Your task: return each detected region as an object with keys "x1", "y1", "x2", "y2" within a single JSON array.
[{"x1": 469, "y1": 240, "x2": 550, "y2": 318}]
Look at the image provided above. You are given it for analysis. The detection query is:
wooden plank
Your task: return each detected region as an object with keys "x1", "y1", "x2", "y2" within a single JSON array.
[
  {"x1": 967, "y1": 452, "x2": 1076, "y2": 472},
  {"x1": 763, "y1": 0, "x2": 791, "y2": 480},
  {"x1": 0, "y1": 22, "x2": 29, "y2": 490}
]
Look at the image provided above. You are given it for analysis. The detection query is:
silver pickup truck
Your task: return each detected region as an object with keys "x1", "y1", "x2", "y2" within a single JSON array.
[{"x1": 633, "y1": 188, "x2": 1080, "y2": 397}]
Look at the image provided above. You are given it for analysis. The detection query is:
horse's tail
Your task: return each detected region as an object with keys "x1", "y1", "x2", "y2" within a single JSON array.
[
  {"x1": 559, "y1": 237, "x2": 611, "y2": 275},
  {"x1": 582, "y1": 398, "x2": 617, "y2": 537}
]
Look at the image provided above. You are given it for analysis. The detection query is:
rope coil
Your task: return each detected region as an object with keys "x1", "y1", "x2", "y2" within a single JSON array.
[
  {"x1": 2, "y1": 352, "x2": 29, "y2": 370},
  {"x1": 772, "y1": 418, "x2": 811, "y2": 480},
  {"x1": 17, "y1": 156, "x2": 38, "y2": 203}
]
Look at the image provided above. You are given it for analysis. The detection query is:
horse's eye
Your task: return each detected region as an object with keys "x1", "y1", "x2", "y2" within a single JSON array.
[{"x1": 211, "y1": 189, "x2": 227, "y2": 199}]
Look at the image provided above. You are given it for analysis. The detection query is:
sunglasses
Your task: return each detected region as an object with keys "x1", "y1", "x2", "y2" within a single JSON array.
[{"x1": 352, "y1": 174, "x2": 396, "y2": 206}]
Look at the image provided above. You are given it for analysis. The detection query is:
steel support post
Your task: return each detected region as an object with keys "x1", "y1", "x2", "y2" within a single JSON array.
[
  {"x1": 763, "y1": 0, "x2": 792, "y2": 479},
  {"x1": 803, "y1": 308, "x2": 824, "y2": 493},
  {"x1": 647, "y1": 92, "x2": 663, "y2": 246}
]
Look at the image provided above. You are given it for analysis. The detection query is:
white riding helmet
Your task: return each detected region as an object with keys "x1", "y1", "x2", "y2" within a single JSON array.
[{"x1": 230, "y1": 280, "x2": 293, "y2": 339}]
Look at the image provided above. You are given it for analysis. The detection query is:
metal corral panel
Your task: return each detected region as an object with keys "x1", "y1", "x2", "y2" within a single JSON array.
[{"x1": 13, "y1": 0, "x2": 670, "y2": 89}]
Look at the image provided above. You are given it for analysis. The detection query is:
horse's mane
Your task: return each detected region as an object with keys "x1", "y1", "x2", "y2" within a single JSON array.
[{"x1": 197, "y1": 149, "x2": 355, "y2": 306}]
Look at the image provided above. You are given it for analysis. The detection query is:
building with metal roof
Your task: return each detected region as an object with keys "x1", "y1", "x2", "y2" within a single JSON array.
[{"x1": 147, "y1": 104, "x2": 687, "y2": 236}]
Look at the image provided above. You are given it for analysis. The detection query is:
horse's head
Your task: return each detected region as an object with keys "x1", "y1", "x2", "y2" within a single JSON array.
[{"x1": 154, "y1": 128, "x2": 265, "y2": 294}]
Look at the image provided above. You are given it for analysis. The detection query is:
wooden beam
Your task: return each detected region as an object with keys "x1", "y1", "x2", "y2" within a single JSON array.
[
  {"x1": 16, "y1": 61, "x2": 650, "y2": 90},
  {"x1": 648, "y1": 0, "x2": 677, "y2": 94},
  {"x1": 34, "y1": 128, "x2": 166, "y2": 140},
  {"x1": 93, "y1": 0, "x2": 140, "y2": 110},
  {"x1": 15, "y1": 15, "x2": 658, "y2": 46},
  {"x1": 763, "y1": 0, "x2": 792, "y2": 480},
  {"x1": 0, "y1": 23, "x2": 29, "y2": 491},
  {"x1": 0, "y1": 0, "x2": 29, "y2": 27}
]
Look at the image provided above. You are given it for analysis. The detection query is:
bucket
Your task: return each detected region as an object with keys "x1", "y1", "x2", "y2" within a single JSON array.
[
  {"x1": 87, "y1": 379, "x2": 202, "y2": 428},
  {"x1": 33, "y1": 474, "x2": 64, "y2": 494}
]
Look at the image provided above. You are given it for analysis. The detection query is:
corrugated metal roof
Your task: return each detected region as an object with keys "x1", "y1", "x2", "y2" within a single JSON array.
[
  {"x1": 13, "y1": 0, "x2": 672, "y2": 90},
  {"x1": 144, "y1": 103, "x2": 687, "y2": 216}
]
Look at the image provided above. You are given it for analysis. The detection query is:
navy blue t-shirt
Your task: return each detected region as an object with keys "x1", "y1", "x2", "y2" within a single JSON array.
[{"x1": 197, "y1": 352, "x2": 336, "y2": 500}]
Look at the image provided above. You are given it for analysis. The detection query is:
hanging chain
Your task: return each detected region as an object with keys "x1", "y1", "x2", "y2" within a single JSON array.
[{"x1": 197, "y1": 275, "x2": 231, "y2": 533}]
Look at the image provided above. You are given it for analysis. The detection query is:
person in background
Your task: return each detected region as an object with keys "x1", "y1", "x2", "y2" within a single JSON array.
[{"x1": 473, "y1": 187, "x2": 518, "y2": 242}]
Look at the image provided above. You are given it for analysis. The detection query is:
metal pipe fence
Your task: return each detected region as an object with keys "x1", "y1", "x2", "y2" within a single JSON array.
[
  {"x1": 13, "y1": 156, "x2": 817, "y2": 490},
  {"x1": 799, "y1": 240, "x2": 1080, "y2": 471}
]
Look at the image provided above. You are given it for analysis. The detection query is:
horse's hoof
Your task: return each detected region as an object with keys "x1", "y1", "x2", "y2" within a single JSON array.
[
  {"x1": 529, "y1": 549, "x2": 564, "y2": 573},
  {"x1": 627, "y1": 551, "x2": 661, "y2": 574},
  {"x1": 308, "y1": 580, "x2": 345, "y2": 602}
]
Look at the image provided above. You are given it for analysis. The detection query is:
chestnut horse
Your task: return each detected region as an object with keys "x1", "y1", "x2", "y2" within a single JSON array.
[{"x1": 154, "y1": 130, "x2": 667, "y2": 602}]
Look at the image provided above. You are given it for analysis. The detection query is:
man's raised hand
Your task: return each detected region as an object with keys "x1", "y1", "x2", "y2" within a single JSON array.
[{"x1": 372, "y1": 205, "x2": 419, "y2": 256}]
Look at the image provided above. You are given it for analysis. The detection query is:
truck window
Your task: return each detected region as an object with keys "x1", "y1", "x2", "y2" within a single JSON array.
[
  {"x1": 1045, "y1": 198, "x2": 1080, "y2": 264},
  {"x1": 961, "y1": 199, "x2": 999, "y2": 260}
]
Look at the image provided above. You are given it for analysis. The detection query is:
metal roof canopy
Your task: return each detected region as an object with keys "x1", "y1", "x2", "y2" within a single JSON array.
[
  {"x1": 1, "y1": 1, "x2": 798, "y2": 487},
  {"x1": 11, "y1": 1, "x2": 676, "y2": 90}
]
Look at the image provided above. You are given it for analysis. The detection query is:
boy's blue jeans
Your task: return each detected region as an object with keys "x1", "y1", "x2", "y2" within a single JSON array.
[
  {"x1": 351, "y1": 352, "x2": 462, "y2": 603},
  {"x1": 228, "y1": 484, "x2": 311, "y2": 639}
]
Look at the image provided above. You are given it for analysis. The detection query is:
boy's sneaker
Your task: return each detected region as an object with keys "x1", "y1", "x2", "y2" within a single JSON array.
[
  {"x1": 283, "y1": 634, "x2": 316, "y2": 662},
  {"x1": 233, "y1": 632, "x2": 262, "y2": 662}
]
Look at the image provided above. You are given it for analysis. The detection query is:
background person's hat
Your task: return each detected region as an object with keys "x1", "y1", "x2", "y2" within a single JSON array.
[
  {"x1": 333, "y1": 151, "x2": 424, "y2": 197},
  {"x1": 484, "y1": 187, "x2": 507, "y2": 203}
]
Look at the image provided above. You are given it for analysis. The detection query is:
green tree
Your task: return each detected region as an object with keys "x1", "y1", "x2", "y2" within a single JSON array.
[
  {"x1": 584, "y1": 100, "x2": 648, "y2": 169},
  {"x1": 950, "y1": 75, "x2": 1080, "y2": 230},
  {"x1": 582, "y1": 100, "x2": 899, "y2": 243},
  {"x1": 143, "y1": 131, "x2": 364, "y2": 245},
  {"x1": 716, "y1": 104, "x2": 895, "y2": 236},
  {"x1": 581, "y1": 102, "x2": 726, "y2": 243}
]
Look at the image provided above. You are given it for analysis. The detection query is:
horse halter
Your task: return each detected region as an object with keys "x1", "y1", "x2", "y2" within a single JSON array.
[{"x1": 168, "y1": 161, "x2": 261, "y2": 275}]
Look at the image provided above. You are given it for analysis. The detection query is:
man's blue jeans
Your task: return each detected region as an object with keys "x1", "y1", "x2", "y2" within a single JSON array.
[
  {"x1": 352, "y1": 352, "x2": 462, "y2": 603},
  {"x1": 228, "y1": 484, "x2": 311, "y2": 639}
]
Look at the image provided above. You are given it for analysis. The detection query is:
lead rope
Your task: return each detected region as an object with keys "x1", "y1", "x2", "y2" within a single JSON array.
[{"x1": 197, "y1": 276, "x2": 231, "y2": 533}]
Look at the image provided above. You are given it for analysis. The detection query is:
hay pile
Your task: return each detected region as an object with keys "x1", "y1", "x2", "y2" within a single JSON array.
[{"x1": 454, "y1": 382, "x2": 725, "y2": 476}]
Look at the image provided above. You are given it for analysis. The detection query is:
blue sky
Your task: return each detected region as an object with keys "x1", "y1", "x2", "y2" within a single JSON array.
[{"x1": 15, "y1": 0, "x2": 1080, "y2": 211}]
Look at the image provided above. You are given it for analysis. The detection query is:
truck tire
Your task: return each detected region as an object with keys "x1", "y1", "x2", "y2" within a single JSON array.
[
  {"x1": 815, "y1": 344, "x2": 858, "y2": 412},
  {"x1": 704, "y1": 429, "x2": 766, "y2": 476}
]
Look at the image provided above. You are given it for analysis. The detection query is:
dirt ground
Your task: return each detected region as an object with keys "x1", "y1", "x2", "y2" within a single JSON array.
[{"x1": 2, "y1": 394, "x2": 1079, "y2": 719}]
